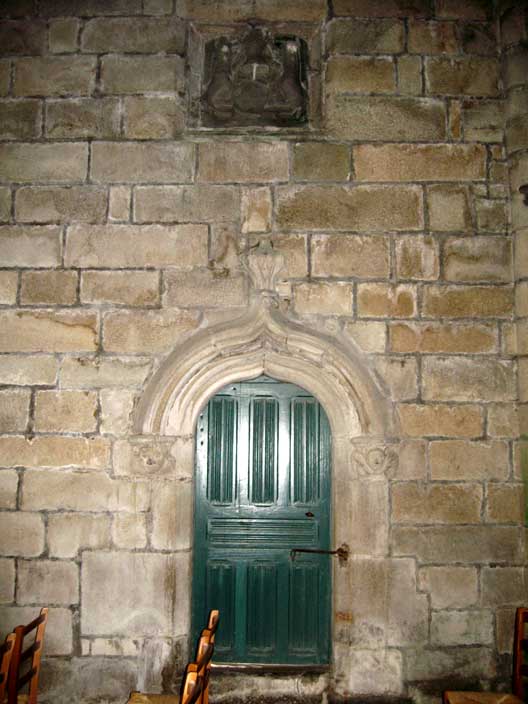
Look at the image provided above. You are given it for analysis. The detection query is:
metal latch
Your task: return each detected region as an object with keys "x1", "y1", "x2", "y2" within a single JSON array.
[{"x1": 290, "y1": 543, "x2": 349, "y2": 564}]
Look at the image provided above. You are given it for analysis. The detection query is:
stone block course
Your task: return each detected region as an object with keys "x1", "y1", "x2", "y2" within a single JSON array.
[
  {"x1": 151, "y1": 481, "x2": 192, "y2": 550},
  {"x1": 292, "y1": 143, "x2": 350, "y2": 182},
  {"x1": 354, "y1": 144, "x2": 486, "y2": 182},
  {"x1": 112, "y1": 514, "x2": 147, "y2": 550},
  {"x1": 389, "y1": 322, "x2": 498, "y2": 353},
  {"x1": 294, "y1": 282, "x2": 353, "y2": 316},
  {"x1": 48, "y1": 513, "x2": 111, "y2": 558},
  {"x1": 0, "y1": 606, "x2": 72, "y2": 656},
  {"x1": 398, "y1": 403, "x2": 483, "y2": 438},
  {"x1": 422, "y1": 357, "x2": 516, "y2": 402},
  {"x1": 394, "y1": 235, "x2": 439, "y2": 280},
  {"x1": 241, "y1": 188, "x2": 272, "y2": 233},
  {"x1": 326, "y1": 57, "x2": 396, "y2": 94},
  {"x1": 134, "y1": 185, "x2": 240, "y2": 223},
  {"x1": 20, "y1": 270, "x2": 78, "y2": 306},
  {"x1": 45, "y1": 98, "x2": 120, "y2": 139},
  {"x1": 91, "y1": 143, "x2": 194, "y2": 184},
  {"x1": 426, "y1": 57, "x2": 499, "y2": 96},
  {"x1": 0, "y1": 20, "x2": 47, "y2": 55},
  {"x1": 34, "y1": 390, "x2": 98, "y2": 433},
  {"x1": 14, "y1": 57, "x2": 96, "y2": 97},
  {"x1": 39, "y1": 0, "x2": 142, "y2": 15},
  {"x1": 48, "y1": 18, "x2": 79, "y2": 54},
  {"x1": 398, "y1": 56, "x2": 422, "y2": 95},
  {"x1": 99, "y1": 390, "x2": 136, "y2": 435},
  {"x1": 0, "y1": 471, "x2": 18, "y2": 510},
  {"x1": 407, "y1": 19, "x2": 458, "y2": 54},
  {"x1": 0, "y1": 187, "x2": 11, "y2": 222},
  {"x1": 123, "y1": 97, "x2": 185, "y2": 139},
  {"x1": 0, "y1": 272, "x2": 18, "y2": 304},
  {"x1": 422, "y1": 285, "x2": 513, "y2": 318},
  {"x1": 15, "y1": 186, "x2": 106, "y2": 224},
  {"x1": 60, "y1": 356, "x2": 151, "y2": 389},
  {"x1": 0, "y1": 513, "x2": 44, "y2": 557},
  {"x1": 0, "y1": 310, "x2": 97, "y2": 353},
  {"x1": 358, "y1": 283, "x2": 417, "y2": 318},
  {"x1": 327, "y1": 95, "x2": 446, "y2": 141},
  {"x1": 0, "y1": 226, "x2": 62, "y2": 267},
  {"x1": 444, "y1": 236, "x2": 512, "y2": 283},
  {"x1": 164, "y1": 270, "x2": 247, "y2": 308},
  {"x1": 276, "y1": 185, "x2": 423, "y2": 231},
  {"x1": 0, "y1": 100, "x2": 41, "y2": 140},
  {"x1": 65, "y1": 224, "x2": 208, "y2": 269},
  {"x1": 332, "y1": 0, "x2": 432, "y2": 18},
  {"x1": 392, "y1": 482, "x2": 482, "y2": 524},
  {"x1": 0, "y1": 389, "x2": 30, "y2": 432},
  {"x1": 198, "y1": 142, "x2": 288, "y2": 183},
  {"x1": 0, "y1": 355, "x2": 58, "y2": 386},
  {"x1": 17, "y1": 560, "x2": 79, "y2": 605},
  {"x1": 463, "y1": 100, "x2": 505, "y2": 143},
  {"x1": 327, "y1": 18, "x2": 405, "y2": 54},
  {"x1": 81, "y1": 271, "x2": 160, "y2": 307},
  {"x1": 103, "y1": 309, "x2": 201, "y2": 354},
  {"x1": 431, "y1": 610, "x2": 493, "y2": 646},
  {"x1": 0, "y1": 143, "x2": 88, "y2": 183},
  {"x1": 311, "y1": 235, "x2": 390, "y2": 278},
  {"x1": 0, "y1": 559, "x2": 15, "y2": 603},
  {"x1": 427, "y1": 185, "x2": 472, "y2": 231},
  {"x1": 0, "y1": 435, "x2": 110, "y2": 469},
  {"x1": 486, "y1": 484, "x2": 524, "y2": 524},
  {"x1": 0, "y1": 62, "x2": 9, "y2": 97},
  {"x1": 81, "y1": 18, "x2": 185, "y2": 54},
  {"x1": 101, "y1": 56, "x2": 183, "y2": 95},
  {"x1": 374, "y1": 357, "x2": 418, "y2": 400},
  {"x1": 418, "y1": 566, "x2": 478, "y2": 608},
  {"x1": 481, "y1": 567, "x2": 526, "y2": 606}
]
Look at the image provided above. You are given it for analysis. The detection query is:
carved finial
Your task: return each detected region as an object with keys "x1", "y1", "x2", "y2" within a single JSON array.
[{"x1": 243, "y1": 240, "x2": 285, "y2": 299}]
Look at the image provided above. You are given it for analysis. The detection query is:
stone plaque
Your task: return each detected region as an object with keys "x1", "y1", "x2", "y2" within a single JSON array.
[{"x1": 201, "y1": 26, "x2": 309, "y2": 128}]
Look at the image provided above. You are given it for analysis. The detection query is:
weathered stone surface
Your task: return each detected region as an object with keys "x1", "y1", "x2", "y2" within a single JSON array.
[
  {"x1": 81, "y1": 271, "x2": 160, "y2": 306},
  {"x1": 436, "y1": 0, "x2": 490, "y2": 20},
  {"x1": 0, "y1": 226, "x2": 61, "y2": 268},
  {"x1": 482, "y1": 567, "x2": 526, "y2": 606},
  {"x1": 444, "y1": 237, "x2": 512, "y2": 283},
  {"x1": 277, "y1": 185, "x2": 423, "y2": 231},
  {"x1": 60, "y1": 356, "x2": 151, "y2": 389},
  {"x1": 0, "y1": 559, "x2": 14, "y2": 603},
  {"x1": 423, "y1": 357, "x2": 516, "y2": 402},
  {"x1": 390, "y1": 322, "x2": 497, "y2": 353},
  {"x1": 0, "y1": 355, "x2": 57, "y2": 386},
  {"x1": 108, "y1": 186, "x2": 131, "y2": 222},
  {"x1": 343, "y1": 321, "x2": 387, "y2": 354},
  {"x1": 422, "y1": 284, "x2": 513, "y2": 318},
  {"x1": 91, "y1": 637, "x2": 139, "y2": 657},
  {"x1": 0, "y1": 436, "x2": 109, "y2": 469},
  {"x1": 431, "y1": 610, "x2": 493, "y2": 646},
  {"x1": 14, "y1": 57, "x2": 96, "y2": 97},
  {"x1": 34, "y1": 390, "x2": 97, "y2": 433},
  {"x1": 0, "y1": 271, "x2": 17, "y2": 304},
  {"x1": 486, "y1": 484, "x2": 524, "y2": 524},
  {"x1": 327, "y1": 18, "x2": 404, "y2": 54},
  {"x1": 398, "y1": 55, "x2": 422, "y2": 95},
  {"x1": 327, "y1": 95, "x2": 446, "y2": 141},
  {"x1": 0, "y1": 389, "x2": 30, "y2": 433},
  {"x1": 311, "y1": 235, "x2": 390, "y2": 278},
  {"x1": 497, "y1": 606, "x2": 517, "y2": 654},
  {"x1": 408, "y1": 19, "x2": 458, "y2": 54},
  {"x1": 113, "y1": 438, "x2": 180, "y2": 478},
  {"x1": 504, "y1": 47, "x2": 528, "y2": 90},
  {"x1": 164, "y1": 270, "x2": 247, "y2": 308},
  {"x1": 0, "y1": 188, "x2": 10, "y2": 222},
  {"x1": 91, "y1": 142, "x2": 194, "y2": 184},
  {"x1": 45, "y1": 98, "x2": 120, "y2": 139},
  {"x1": 65, "y1": 224, "x2": 208, "y2": 268},
  {"x1": 336, "y1": 480, "x2": 389, "y2": 556},
  {"x1": 0, "y1": 310, "x2": 97, "y2": 353},
  {"x1": 82, "y1": 551, "x2": 189, "y2": 636},
  {"x1": 354, "y1": 144, "x2": 486, "y2": 181},
  {"x1": 0, "y1": 100, "x2": 41, "y2": 139},
  {"x1": 20, "y1": 270, "x2": 78, "y2": 305},
  {"x1": 39, "y1": 0, "x2": 142, "y2": 15},
  {"x1": 427, "y1": 185, "x2": 472, "y2": 231},
  {"x1": 358, "y1": 283, "x2": 417, "y2": 318},
  {"x1": 0, "y1": 143, "x2": 88, "y2": 183},
  {"x1": 426, "y1": 57, "x2": 499, "y2": 96},
  {"x1": 0, "y1": 607, "x2": 72, "y2": 656},
  {"x1": 18, "y1": 560, "x2": 79, "y2": 605},
  {"x1": 198, "y1": 142, "x2": 288, "y2": 183},
  {"x1": 395, "y1": 440, "x2": 426, "y2": 480},
  {"x1": 0, "y1": 20, "x2": 46, "y2": 54},
  {"x1": 395, "y1": 236, "x2": 439, "y2": 281},
  {"x1": 178, "y1": 0, "x2": 326, "y2": 21},
  {"x1": 392, "y1": 483, "x2": 482, "y2": 524},
  {"x1": 464, "y1": 100, "x2": 504, "y2": 142},
  {"x1": 418, "y1": 566, "x2": 478, "y2": 608},
  {"x1": 292, "y1": 143, "x2": 350, "y2": 182},
  {"x1": 48, "y1": 18, "x2": 79, "y2": 53},
  {"x1": 430, "y1": 440, "x2": 509, "y2": 480},
  {"x1": 112, "y1": 513, "x2": 147, "y2": 550},
  {"x1": 0, "y1": 513, "x2": 44, "y2": 557},
  {"x1": 476, "y1": 199, "x2": 508, "y2": 232},
  {"x1": 103, "y1": 309, "x2": 200, "y2": 354},
  {"x1": 393, "y1": 525, "x2": 522, "y2": 563},
  {"x1": 100, "y1": 390, "x2": 136, "y2": 435},
  {"x1": 0, "y1": 62, "x2": 8, "y2": 97},
  {"x1": 333, "y1": 0, "x2": 431, "y2": 17},
  {"x1": 123, "y1": 96, "x2": 185, "y2": 139},
  {"x1": 22, "y1": 470, "x2": 149, "y2": 512},
  {"x1": 0, "y1": 470, "x2": 18, "y2": 509},
  {"x1": 48, "y1": 513, "x2": 111, "y2": 558},
  {"x1": 374, "y1": 357, "x2": 418, "y2": 400},
  {"x1": 334, "y1": 646, "x2": 404, "y2": 695},
  {"x1": 241, "y1": 188, "x2": 272, "y2": 233},
  {"x1": 387, "y1": 559, "x2": 428, "y2": 646},
  {"x1": 0, "y1": 0, "x2": 35, "y2": 16},
  {"x1": 134, "y1": 186, "x2": 239, "y2": 223},
  {"x1": 327, "y1": 56, "x2": 396, "y2": 94},
  {"x1": 101, "y1": 55, "x2": 183, "y2": 94},
  {"x1": 151, "y1": 481, "x2": 192, "y2": 550},
  {"x1": 294, "y1": 282, "x2": 353, "y2": 316},
  {"x1": 82, "y1": 18, "x2": 184, "y2": 53},
  {"x1": 488, "y1": 404, "x2": 520, "y2": 439},
  {"x1": 398, "y1": 403, "x2": 483, "y2": 438},
  {"x1": 16, "y1": 186, "x2": 106, "y2": 224}
]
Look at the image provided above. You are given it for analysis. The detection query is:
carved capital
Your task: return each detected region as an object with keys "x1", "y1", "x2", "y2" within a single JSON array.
[{"x1": 350, "y1": 442, "x2": 398, "y2": 480}]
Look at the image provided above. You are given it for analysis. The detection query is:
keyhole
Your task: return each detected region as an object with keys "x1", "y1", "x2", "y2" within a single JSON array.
[{"x1": 305, "y1": 511, "x2": 314, "y2": 518}]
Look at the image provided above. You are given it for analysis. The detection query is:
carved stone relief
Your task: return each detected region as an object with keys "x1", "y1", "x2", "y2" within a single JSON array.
[{"x1": 200, "y1": 26, "x2": 309, "y2": 127}]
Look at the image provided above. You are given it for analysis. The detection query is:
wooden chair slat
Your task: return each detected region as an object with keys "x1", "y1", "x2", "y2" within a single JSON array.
[{"x1": 8, "y1": 607, "x2": 48, "y2": 704}]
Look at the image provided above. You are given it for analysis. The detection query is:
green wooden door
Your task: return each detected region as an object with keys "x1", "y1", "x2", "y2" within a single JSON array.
[{"x1": 192, "y1": 376, "x2": 331, "y2": 664}]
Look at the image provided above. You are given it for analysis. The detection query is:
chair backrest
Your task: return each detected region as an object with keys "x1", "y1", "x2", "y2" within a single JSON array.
[
  {"x1": 513, "y1": 606, "x2": 528, "y2": 699},
  {"x1": 8, "y1": 607, "x2": 48, "y2": 704},
  {"x1": 0, "y1": 633, "x2": 15, "y2": 702},
  {"x1": 180, "y1": 669, "x2": 203, "y2": 704},
  {"x1": 206, "y1": 611, "x2": 219, "y2": 642},
  {"x1": 194, "y1": 632, "x2": 214, "y2": 704}
]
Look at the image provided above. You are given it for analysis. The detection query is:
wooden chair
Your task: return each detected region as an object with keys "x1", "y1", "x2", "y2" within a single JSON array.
[
  {"x1": 444, "y1": 607, "x2": 528, "y2": 704},
  {"x1": 8, "y1": 607, "x2": 48, "y2": 704},
  {"x1": 180, "y1": 669, "x2": 203, "y2": 704},
  {"x1": 190, "y1": 631, "x2": 214, "y2": 704},
  {"x1": 0, "y1": 633, "x2": 15, "y2": 703},
  {"x1": 206, "y1": 610, "x2": 219, "y2": 643}
]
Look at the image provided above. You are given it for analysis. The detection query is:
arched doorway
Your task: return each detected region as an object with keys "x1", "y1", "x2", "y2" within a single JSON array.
[{"x1": 192, "y1": 375, "x2": 332, "y2": 665}]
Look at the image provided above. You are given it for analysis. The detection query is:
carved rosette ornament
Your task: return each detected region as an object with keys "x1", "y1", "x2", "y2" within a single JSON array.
[{"x1": 350, "y1": 442, "x2": 398, "y2": 480}]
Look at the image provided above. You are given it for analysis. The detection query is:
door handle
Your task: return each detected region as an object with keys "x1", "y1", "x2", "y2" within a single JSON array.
[{"x1": 290, "y1": 543, "x2": 349, "y2": 564}]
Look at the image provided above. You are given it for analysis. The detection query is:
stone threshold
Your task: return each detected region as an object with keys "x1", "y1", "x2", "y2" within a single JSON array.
[{"x1": 211, "y1": 663, "x2": 330, "y2": 674}]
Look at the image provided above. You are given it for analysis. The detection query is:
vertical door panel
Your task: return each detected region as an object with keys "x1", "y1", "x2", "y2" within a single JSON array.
[
  {"x1": 246, "y1": 561, "x2": 278, "y2": 655},
  {"x1": 250, "y1": 398, "x2": 278, "y2": 505}
]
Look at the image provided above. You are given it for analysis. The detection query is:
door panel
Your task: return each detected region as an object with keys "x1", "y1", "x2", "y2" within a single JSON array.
[{"x1": 192, "y1": 377, "x2": 331, "y2": 664}]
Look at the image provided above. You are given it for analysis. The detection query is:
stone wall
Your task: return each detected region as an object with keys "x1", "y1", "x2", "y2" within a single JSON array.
[{"x1": 0, "y1": 1, "x2": 526, "y2": 703}]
